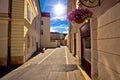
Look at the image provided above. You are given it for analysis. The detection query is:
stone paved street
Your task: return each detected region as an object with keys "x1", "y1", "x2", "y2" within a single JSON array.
[{"x1": 0, "y1": 46, "x2": 85, "y2": 80}]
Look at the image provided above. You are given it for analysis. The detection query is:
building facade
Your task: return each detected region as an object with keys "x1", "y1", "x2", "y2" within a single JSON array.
[
  {"x1": 50, "y1": 32, "x2": 67, "y2": 47},
  {"x1": 0, "y1": 0, "x2": 41, "y2": 66},
  {"x1": 67, "y1": 0, "x2": 120, "y2": 80},
  {"x1": 41, "y1": 12, "x2": 57, "y2": 48},
  {"x1": 50, "y1": 32, "x2": 61, "y2": 47},
  {"x1": 41, "y1": 12, "x2": 50, "y2": 48}
]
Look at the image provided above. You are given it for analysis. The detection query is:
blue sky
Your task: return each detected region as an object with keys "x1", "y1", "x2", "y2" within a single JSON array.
[{"x1": 40, "y1": 0, "x2": 68, "y2": 33}]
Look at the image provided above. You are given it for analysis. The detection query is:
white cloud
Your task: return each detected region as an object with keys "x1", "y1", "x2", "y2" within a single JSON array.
[
  {"x1": 50, "y1": 15, "x2": 67, "y2": 21},
  {"x1": 50, "y1": 24, "x2": 68, "y2": 33},
  {"x1": 50, "y1": 28, "x2": 57, "y2": 32},
  {"x1": 62, "y1": 31, "x2": 68, "y2": 34}
]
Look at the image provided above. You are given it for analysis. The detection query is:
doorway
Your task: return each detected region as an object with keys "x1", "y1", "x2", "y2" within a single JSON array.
[
  {"x1": 74, "y1": 33, "x2": 76, "y2": 57},
  {"x1": 80, "y1": 22, "x2": 91, "y2": 77},
  {"x1": 36, "y1": 42, "x2": 38, "y2": 51}
]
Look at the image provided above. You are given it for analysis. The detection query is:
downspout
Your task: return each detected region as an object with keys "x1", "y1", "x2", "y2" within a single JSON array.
[{"x1": 7, "y1": 0, "x2": 12, "y2": 66}]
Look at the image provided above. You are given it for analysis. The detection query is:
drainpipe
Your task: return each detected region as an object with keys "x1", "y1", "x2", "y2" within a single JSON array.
[{"x1": 7, "y1": 0, "x2": 12, "y2": 66}]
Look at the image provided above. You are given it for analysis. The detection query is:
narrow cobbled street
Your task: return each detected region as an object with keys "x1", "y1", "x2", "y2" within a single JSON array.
[{"x1": 1, "y1": 46, "x2": 85, "y2": 80}]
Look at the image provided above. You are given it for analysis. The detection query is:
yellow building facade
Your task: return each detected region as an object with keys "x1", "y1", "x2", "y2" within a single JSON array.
[
  {"x1": 67, "y1": 0, "x2": 120, "y2": 80},
  {"x1": 0, "y1": 0, "x2": 41, "y2": 66},
  {"x1": 41, "y1": 12, "x2": 58, "y2": 48}
]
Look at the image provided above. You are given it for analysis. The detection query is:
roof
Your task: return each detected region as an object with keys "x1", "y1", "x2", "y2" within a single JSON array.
[
  {"x1": 50, "y1": 32, "x2": 60, "y2": 34},
  {"x1": 41, "y1": 12, "x2": 50, "y2": 17}
]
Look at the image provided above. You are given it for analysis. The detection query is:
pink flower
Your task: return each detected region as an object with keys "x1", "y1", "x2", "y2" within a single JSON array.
[{"x1": 67, "y1": 8, "x2": 93, "y2": 23}]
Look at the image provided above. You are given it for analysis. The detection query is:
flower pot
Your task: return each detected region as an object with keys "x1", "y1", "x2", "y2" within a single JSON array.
[{"x1": 75, "y1": 18, "x2": 85, "y2": 24}]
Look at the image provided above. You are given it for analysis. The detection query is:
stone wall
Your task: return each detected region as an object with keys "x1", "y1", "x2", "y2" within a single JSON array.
[{"x1": 91, "y1": 3, "x2": 120, "y2": 80}]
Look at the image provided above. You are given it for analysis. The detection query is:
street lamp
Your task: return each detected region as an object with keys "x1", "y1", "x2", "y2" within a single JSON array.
[{"x1": 79, "y1": 0, "x2": 104, "y2": 8}]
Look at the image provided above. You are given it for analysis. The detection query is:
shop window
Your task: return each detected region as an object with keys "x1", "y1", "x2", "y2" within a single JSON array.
[{"x1": 83, "y1": 37, "x2": 91, "y2": 63}]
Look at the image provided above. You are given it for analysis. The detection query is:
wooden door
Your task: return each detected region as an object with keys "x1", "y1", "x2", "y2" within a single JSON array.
[{"x1": 80, "y1": 22, "x2": 91, "y2": 77}]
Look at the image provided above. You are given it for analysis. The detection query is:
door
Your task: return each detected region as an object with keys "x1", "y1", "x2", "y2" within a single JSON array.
[
  {"x1": 74, "y1": 33, "x2": 76, "y2": 57},
  {"x1": 80, "y1": 22, "x2": 91, "y2": 77}
]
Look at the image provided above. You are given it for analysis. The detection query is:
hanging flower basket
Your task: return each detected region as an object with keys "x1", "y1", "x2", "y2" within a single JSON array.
[
  {"x1": 75, "y1": 18, "x2": 85, "y2": 24},
  {"x1": 67, "y1": 8, "x2": 93, "y2": 24}
]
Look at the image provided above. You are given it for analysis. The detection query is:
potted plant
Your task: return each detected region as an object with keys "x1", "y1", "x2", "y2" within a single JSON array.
[{"x1": 67, "y1": 8, "x2": 93, "y2": 24}]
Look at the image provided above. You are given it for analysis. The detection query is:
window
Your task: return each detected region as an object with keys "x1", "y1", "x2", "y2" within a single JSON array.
[
  {"x1": 27, "y1": 35, "x2": 30, "y2": 48},
  {"x1": 83, "y1": 37, "x2": 91, "y2": 63},
  {"x1": 40, "y1": 30, "x2": 43, "y2": 35},
  {"x1": 27, "y1": 4, "x2": 31, "y2": 21},
  {"x1": 41, "y1": 21, "x2": 43, "y2": 25},
  {"x1": 32, "y1": 12, "x2": 34, "y2": 22}
]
